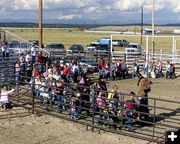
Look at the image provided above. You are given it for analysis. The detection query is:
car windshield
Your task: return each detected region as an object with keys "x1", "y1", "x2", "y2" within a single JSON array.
[
  {"x1": 69, "y1": 45, "x2": 83, "y2": 50},
  {"x1": 96, "y1": 45, "x2": 109, "y2": 51},
  {"x1": 45, "y1": 44, "x2": 64, "y2": 49},
  {"x1": 127, "y1": 45, "x2": 138, "y2": 48},
  {"x1": 89, "y1": 44, "x2": 98, "y2": 47}
]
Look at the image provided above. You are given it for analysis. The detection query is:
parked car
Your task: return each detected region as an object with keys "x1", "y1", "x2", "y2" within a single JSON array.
[
  {"x1": 8, "y1": 40, "x2": 20, "y2": 48},
  {"x1": 62, "y1": 56, "x2": 98, "y2": 73},
  {"x1": 44, "y1": 43, "x2": 65, "y2": 58},
  {"x1": 28, "y1": 40, "x2": 39, "y2": 47},
  {"x1": 86, "y1": 42, "x2": 99, "y2": 52},
  {"x1": 67, "y1": 44, "x2": 84, "y2": 53},
  {"x1": 125, "y1": 43, "x2": 142, "y2": 55},
  {"x1": 79, "y1": 57, "x2": 98, "y2": 73},
  {"x1": 112, "y1": 39, "x2": 129, "y2": 47}
]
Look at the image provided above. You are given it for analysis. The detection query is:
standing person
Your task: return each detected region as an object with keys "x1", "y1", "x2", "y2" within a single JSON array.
[
  {"x1": 19, "y1": 53, "x2": 26, "y2": 78},
  {"x1": 165, "y1": 61, "x2": 171, "y2": 79},
  {"x1": 72, "y1": 62, "x2": 79, "y2": 83},
  {"x1": 26, "y1": 61, "x2": 33, "y2": 82},
  {"x1": 1, "y1": 41, "x2": 7, "y2": 61},
  {"x1": 37, "y1": 51, "x2": 43, "y2": 73},
  {"x1": 15, "y1": 60, "x2": 21, "y2": 87},
  {"x1": 157, "y1": 60, "x2": 163, "y2": 78},
  {"x1": 5, "y1": 42, "x2": 9, "y2": 60},
  {"x1": 132, "y1": 63, "x2": 140, "y2": 78},
  {"x1": 31, "y1": 45, "x2": 36, "y2": 64},
  {"x1": 110, "y1": 61, "x2": 115, "y2": 81},
  {"x1": 25, "y1": 51, "x2": 32, "y2": 64},
  {"x1": 144, "y1": 61, "x2": 149, "y2": 77}
]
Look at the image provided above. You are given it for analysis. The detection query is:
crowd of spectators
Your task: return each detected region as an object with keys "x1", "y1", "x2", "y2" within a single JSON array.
[{"x1": 0, "y1": 44, "x2": 177, "y2": 131}]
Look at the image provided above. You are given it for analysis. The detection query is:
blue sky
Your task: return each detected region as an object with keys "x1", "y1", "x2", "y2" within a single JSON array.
[{"x1": 0, "y1": 0, "x2": 180, "y2": 24}]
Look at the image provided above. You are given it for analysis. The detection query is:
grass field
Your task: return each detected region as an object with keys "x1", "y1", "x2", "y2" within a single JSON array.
[{"x1": 5, "y1": 26, "x2": 180, "y2": 52}]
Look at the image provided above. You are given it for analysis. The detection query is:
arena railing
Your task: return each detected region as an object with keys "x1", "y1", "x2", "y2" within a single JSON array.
[{"x1": 1, "y1": 74, "x2": 179, "y2": 144}]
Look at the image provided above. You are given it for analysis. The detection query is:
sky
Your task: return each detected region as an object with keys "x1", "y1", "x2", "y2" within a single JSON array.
[{"x1": 0, "y1": 0, "x2": 180, "y2": 24}]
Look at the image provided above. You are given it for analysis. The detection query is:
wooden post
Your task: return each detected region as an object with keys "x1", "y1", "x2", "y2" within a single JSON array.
[
  {"x1": 152, "y1": 0, "x2": 155, "y2": 55},
  {"x1": 39, "y1": 0, "x2": 43, "y2": 48}
]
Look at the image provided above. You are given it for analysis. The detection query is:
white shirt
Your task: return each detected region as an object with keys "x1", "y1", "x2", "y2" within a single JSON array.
[
  {"x1": 2, "y1": 46, "x2": 6, "y2": 52},
  {"x1": 25, "y1": 54, "x2": 31, "y2": 62},
  {"x1": 31, "y1": 47, "x2": 36, "y2": 56},
  {"x1": 72, "y1": 65, "x2": 79, "y2": 73}
]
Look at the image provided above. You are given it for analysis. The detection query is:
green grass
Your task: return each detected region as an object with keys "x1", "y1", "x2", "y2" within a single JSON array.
[{"x1": 6, "y1": 26, "x2": 180, "y2": 52}]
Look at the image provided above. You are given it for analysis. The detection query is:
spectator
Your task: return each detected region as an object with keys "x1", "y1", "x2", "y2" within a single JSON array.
[
  {"x1": 157, "y1": 60, "x2": 163, "y2": 78},
  {"x1": 144, "y1": 61, "x2": 149, "y2": 77},
  {"x1": 165, "y1": 61, "x2": 171, "y2": 79},
  {"x1": 0, "y1": 85, "x2": 14, "y2": 109},
  {"x1": 109, "y1": 61, "x2": 115, "y2": 81},
  {"x1": 1, "y1": 41, "x2": 7, "y2": 61},
  {"x1": 5, "y1": 42, "x2": 9, "y2": 60},
  {"x1": 132, "y1": 63, "x2": 141, "y2": 78},
  {"x1": 25, "y1": 51, "x2": 31, "y2": 63},
  {"x1": 15, "y1": 60, "x2": 21, "y2": 87},
  {"x1": 26, "y1": 61, "x2": 33, "y2": 82},
  {"x1": 37, "y1": 51, "x2": 43, "y2": 73},
  {"x1": 19, "y1": 53, "x2": 26, "y2": 77},
  {"x1": 33, "y1": 66, "x2": 40, "y2": 78},
  {"x1": 31, "y1": 45, "x2": 36, "y2": 64}
]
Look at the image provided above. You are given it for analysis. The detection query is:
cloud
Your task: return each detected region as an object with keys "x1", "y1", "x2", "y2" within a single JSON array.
[
  {"x1": 0, "y1": 0, "x2": 180, "y2": 24},
  {"x1": 58, "y1": 14, "x2": 81, "y2": 20}
]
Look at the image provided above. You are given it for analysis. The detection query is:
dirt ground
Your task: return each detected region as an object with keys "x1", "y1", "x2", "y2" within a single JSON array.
[{"x1": 0, "y1": 77, "x2": 180, "y2": 144}]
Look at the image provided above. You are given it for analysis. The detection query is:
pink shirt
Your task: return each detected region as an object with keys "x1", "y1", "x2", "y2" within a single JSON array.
[
  {"x1": 0, "y1": 89, "x2": 15, "y2": 104},
  {"x1": 15, "y1": 63, "x2": 21, "y2": 72}
]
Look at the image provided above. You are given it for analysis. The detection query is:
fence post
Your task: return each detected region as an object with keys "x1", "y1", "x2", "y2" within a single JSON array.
[
  {"x1": 91, "y1": 89, "x2": 96, "y2": 132},
  {"x1": 152, "y1": 99, "x2": 156, "y2": 141},
  {"x1": 146, "y1": 36, "x2": 149, "y2": 61},
  {"x1": 31, "y1": 77, "x2": 35, "y2": 114}
]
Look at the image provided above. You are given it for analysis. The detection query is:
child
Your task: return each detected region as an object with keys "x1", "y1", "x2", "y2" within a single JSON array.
[
  {"x1": 124, "y1": 92, "x2": 137, "y2": 131},
  {"x1": 70, "y1": 97, "x2": 78, "y2": 120},
  {"x1": 0, "y1": 85, "x2": 15, "y2": 109}
]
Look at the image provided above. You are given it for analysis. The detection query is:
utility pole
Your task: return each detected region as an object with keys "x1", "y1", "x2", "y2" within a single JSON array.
[
  {"x1": 141, "y1": 6, "x2": 143, "y2": 45},
  {"x1": 39, "y1": 0, "x2": 43, "y2": 48},
  {"x1": 152, "y1": 0, "x2": 155, "y2": 54}
]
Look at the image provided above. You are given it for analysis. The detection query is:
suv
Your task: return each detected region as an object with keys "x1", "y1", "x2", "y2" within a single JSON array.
[
  {"x1": 44, "y1": 43, "x2": 65, "y2": 58},
  {"x1": 67, "y1": 44, "x2": 84, "y2": 53},
  {"x1": 125, "y1": 43, "x2": 142, "y2": 54}
]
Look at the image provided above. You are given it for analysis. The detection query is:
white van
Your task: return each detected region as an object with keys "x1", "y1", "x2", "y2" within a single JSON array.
[{"x1": 125, "y1": 43, "x2": 142, "y2": 55}]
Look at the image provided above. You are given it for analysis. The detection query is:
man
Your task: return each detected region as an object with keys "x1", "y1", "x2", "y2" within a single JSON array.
[{"x1": 31, "y1": 45, "x2": 36, "y2": 64}]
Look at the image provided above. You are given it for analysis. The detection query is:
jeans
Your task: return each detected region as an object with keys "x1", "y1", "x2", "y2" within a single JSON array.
[
  {"x1": 32, "y1": 56, "x2": 36, "y2": 64},
  {"x1": 125, "y1": 117, "x2": 134, "y2": 130},
  {"x1": 15, "y1": 72, "x2": 20, "y2": 86},
  {"x1": 99, "y1": 109, "x2": 106, "y2": 124},
  {"x1": 110, "y1": 71, "x2": 115, "y2": 81},
  {"x1": 132, "y1": 72, "x2": 140, "y2": 78},
  {"x1": 70, "y1": 109, "x2": 78, "y2": 120},
  {"x1": 52, "y1": 94, "x2": 66, "y2": 110},
  {"x1": 2, "y1": 51, "x2": 5, "y2": 60}
]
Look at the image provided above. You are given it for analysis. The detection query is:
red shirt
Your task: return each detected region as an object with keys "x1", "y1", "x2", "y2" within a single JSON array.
[
  {"x1": 33, "y1": 69, "x2": 40, "y2": 77},
  {"x1": 64, "y1": 67, "x2": 70, "y2": 76},
  {"x1": 37, "y1": 53, "x2": 43, "y2": 64},
  {"x1": 98, "y1": 60, "x2": 106, "y2": 69}
]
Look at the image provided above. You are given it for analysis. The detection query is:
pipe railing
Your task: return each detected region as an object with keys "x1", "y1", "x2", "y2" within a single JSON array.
[{"x1": 1, "y1": 75, "x2": 179, "y2": 143}]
